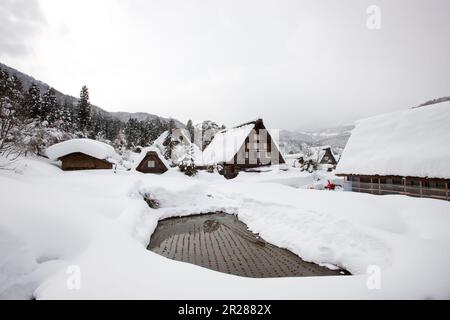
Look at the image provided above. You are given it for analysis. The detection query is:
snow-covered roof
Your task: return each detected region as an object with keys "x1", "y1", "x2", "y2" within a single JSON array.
[
  {"x1": 336, "y1": 101, "x2": 450, "y2": 179},
  {"x1": 288, "y1": 146, "x2": 334, "y2": 162},
  {"x1": 132, "y1": 146, "x2": 171, "y2": 171},
  {"x1": 202, "y1": 124, "x2": 254, "y2": 165},
  {"x1": 46, "y1": 139, "x2": 118, "y2": 162},
  {"x1": 152, "y1": 130, "x2": 204, "y2": 166}
]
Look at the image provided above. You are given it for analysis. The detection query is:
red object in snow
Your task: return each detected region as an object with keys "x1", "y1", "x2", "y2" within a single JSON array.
[{"x1": 324, "y1": 180, "x2": 336, "y2": 190}]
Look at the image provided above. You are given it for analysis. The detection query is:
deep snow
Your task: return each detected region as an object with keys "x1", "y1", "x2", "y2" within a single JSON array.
[
  {"x1": 1, "y1": 157, "x2": 450, "y2": 299},
  {"x1": 336, "y1": 101, "x2": 450, "y2": 178}
]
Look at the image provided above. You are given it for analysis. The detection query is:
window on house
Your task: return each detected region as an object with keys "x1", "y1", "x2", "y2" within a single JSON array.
[
  {"x1": 428, "y1": 180, "x2": 446, "y2": 189},
  {"x1": 406, "y1": 179, "x2": 420, "y2": 186},
  {"x1": 148, "y1": 160, "x2": 156, "y2": 168}
]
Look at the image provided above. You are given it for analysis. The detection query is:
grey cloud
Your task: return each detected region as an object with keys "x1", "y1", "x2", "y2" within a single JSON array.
[{"x1": 0, "y1": 0, "x2": 46, "y2": 56}]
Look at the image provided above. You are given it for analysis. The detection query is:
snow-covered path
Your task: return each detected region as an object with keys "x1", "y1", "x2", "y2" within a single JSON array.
[{"x1": 1, "y1": 157, "x2": 450, "y2": 299}]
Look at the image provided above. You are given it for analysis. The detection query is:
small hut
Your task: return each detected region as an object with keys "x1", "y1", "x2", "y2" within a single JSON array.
[
  {"x1": 318, "y1": 146, "x2": 338, "y2": 166},
  {"x1": 134, "y1": 147, "x2": 169, "y2": 174},
  {"x1": 46, "y1": 139, "x2": 117, "y2": 171}
]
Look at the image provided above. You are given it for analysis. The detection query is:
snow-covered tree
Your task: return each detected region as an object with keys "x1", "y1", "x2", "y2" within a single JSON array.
[
  {"x1": 22, "y1": 84, "x2": 41, "y2": 120},
  {"x1": 41, "y1": 88, "x2": 59, "y2": 124},
  {"x1": 186, "y1": 119, "x2": 194, "y2": 142},
  {"x1": 195, "y1": 120, "x2": 225, "y2": 150},
  {"x1": 124, "y1": 118, "x2": 142, "y2": 148},
  {"x1": 77, "y1": 85, "x2": 91, "y2": 132},
  {"x1": 0, "y1": 70, "x2": 24, "y2": 159},
  {"x1": 178, "y1": 144, "x2": 198, "y2": 176}
]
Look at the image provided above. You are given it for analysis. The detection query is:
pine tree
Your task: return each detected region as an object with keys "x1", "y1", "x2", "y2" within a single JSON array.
[
  {"x1": 0, "y1": 68, "x2": 9, "y2": 97},
  {"x1": 0, "y1": 70, "x2": 24, "y2": 157},
  {"x1": 77, "y1": 85, "x2": 91, "y2": 132},
  {"x1": 124, "y1": 118, "x2": 141, "y2": 148},
  {"x1": 41, "y1": 88, "x2": 59, "y2": 124},
  {"x1": 59, "y1": 99, "x2": 73, "y2": 131},
  {"x1": 178, "y1": 144, "x2": 198, "y2": 176},
  {"x1": 23, "y1": 84, "x2": 41, "y2": 119},
  {"x1": 186, "y1": 119, "x2": 194, "y2": 142},
  {"x1": 10, "y1": 75, "x2": 23, "y2": 104},
  {"x1": 167, "y1": 118, "x2": 176, "y2": 132}
]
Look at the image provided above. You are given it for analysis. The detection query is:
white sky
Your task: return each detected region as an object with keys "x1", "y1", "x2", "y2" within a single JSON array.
[{"x1": 1, "y1": 0, "x2": 449, "y2": 130}]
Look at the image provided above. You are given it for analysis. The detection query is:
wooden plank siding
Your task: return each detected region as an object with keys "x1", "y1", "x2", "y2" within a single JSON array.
[
  {"x1": 60, "y1": 152, "x2": 113, "y2": 171},
  {"x1": 338, "y1": 174, "x2": 450, "y2": 201},
  {"x1": 230, "y1": 119, "x2": 285, "y2": 169}
]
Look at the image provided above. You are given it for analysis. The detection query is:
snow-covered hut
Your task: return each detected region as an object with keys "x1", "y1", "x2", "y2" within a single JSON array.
[
  {"x1": 336, "y1": 101, "x2": 450, "y2": 201},
  {"x1": 133, "y1": 146, "x2": 169, "y2": 174},
  {"x1": 317, "y1": 146, "x2": 338, "y2": 166},
  {"x1": 202, "y1": 119, "x2": 286, "y2": 169},
  {"x1": 46, "y1": 139, "x2": 118, "y2": 171}
]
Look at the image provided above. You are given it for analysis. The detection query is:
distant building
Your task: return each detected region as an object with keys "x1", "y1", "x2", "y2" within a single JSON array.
[
  {"x1": 46, "y1": 139, "x2": 117, "y2": 171},
  {"x1": 153, "y1": 129, "x2": 204, "y2": 167},
  {"x1": 202, "y1": 119, "x2": 285, "y2": 177},
  {"x1": 336, "y1": 101, "x2": 450, "y2": 201},
  {"x1": 134, "y1": 147, "x2": 169, "y2": 174},
  {"x1": 285, "y1": 146, "x2": 338, "y2": 171}
]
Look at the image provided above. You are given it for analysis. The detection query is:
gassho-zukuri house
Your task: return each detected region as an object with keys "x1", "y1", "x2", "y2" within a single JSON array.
[
  {"x1": 133, "y1": 146, "x2": 170, "y2": 174},
  {"x1": 46, "y1": 138, "x2": 118, "y2": 171},
  {"x1": 336, "y1": 100, "x2": 450, "y2": 201},
  {"x1": 202, "y1": 119, "x2": 286, "y2": 177}
]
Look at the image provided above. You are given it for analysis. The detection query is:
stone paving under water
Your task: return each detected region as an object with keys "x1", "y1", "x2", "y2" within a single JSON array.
[{"x1": 148, "y1": 212, "x2": 348, "y2": 278}]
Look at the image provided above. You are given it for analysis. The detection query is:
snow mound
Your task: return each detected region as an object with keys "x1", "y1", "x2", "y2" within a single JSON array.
[
  {"x1": 46, "y1": 139, "x2": 118, "y2": 162},
  {"x1": 336, "y1": 101, "x2": 450, "y2": 178}
]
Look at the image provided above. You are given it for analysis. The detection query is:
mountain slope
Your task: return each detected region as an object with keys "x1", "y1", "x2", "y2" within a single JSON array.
[
  {"x1": 279, "y1": 125, "x2": 354, "y2": 154},
  {"x1": 0, "y1": 61, "x2": 184, "y2": 126}
]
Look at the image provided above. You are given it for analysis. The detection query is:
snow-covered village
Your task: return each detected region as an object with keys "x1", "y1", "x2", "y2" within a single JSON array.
[{"x1": 1, "y1": 0, "x2": 450, "y2": 304}]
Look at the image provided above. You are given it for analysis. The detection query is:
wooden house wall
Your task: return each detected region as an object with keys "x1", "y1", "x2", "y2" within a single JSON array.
[
  {"x1": 60, "y1": 153, "x2": 113, "y2": 171},
  {"x1": 228, "y1": 121, "x2": 285, "y2": 168},
  {"x1": 341, "y1": 174, "x2": 449, "y2": 201},
  {"x1": 136, "y1": 152, "x2": 168, "y2": 174}
]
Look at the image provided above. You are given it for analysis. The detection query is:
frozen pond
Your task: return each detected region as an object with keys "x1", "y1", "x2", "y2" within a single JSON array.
[{"x1": 148, "y1": 212, "x2": 348, "y2": 278}]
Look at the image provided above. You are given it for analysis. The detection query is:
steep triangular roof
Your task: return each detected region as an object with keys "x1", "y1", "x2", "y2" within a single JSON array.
[
  {"x1": 202, "y1": 119, "x2": 285, "y2": 165},
  {"x1": 202, "y1": 124, "x2": 255, "y2": 165},
  {"x1": 133, "y1": 146, "x2": 170, "y2": 171}
]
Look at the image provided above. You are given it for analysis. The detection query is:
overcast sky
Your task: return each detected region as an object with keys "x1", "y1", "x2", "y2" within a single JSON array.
[{"x1": 1, "y1": 0, "x2": 449, "y2": 130}]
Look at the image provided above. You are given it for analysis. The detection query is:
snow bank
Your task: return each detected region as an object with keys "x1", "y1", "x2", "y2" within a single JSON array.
[
  {"x1": 1, "y1": 157, "x2": 450, "y2": 299},
  {"x1": 46, "y1": 139, "x2": 118, "y2": 162},
  {"x1": 336, "y1": 101, "x2": 450, "y2": 178}
]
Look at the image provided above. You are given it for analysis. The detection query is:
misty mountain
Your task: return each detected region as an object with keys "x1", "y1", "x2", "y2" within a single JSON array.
[
  {"x1": 279, "y1": 125, "x2": 354, "y2": 154},
  {"x1": 0, "y1": 62, "x2": 184, "y2": 127},
  {"x1": 110, "y1": 111, "x2": 185, "y2": 128}
]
